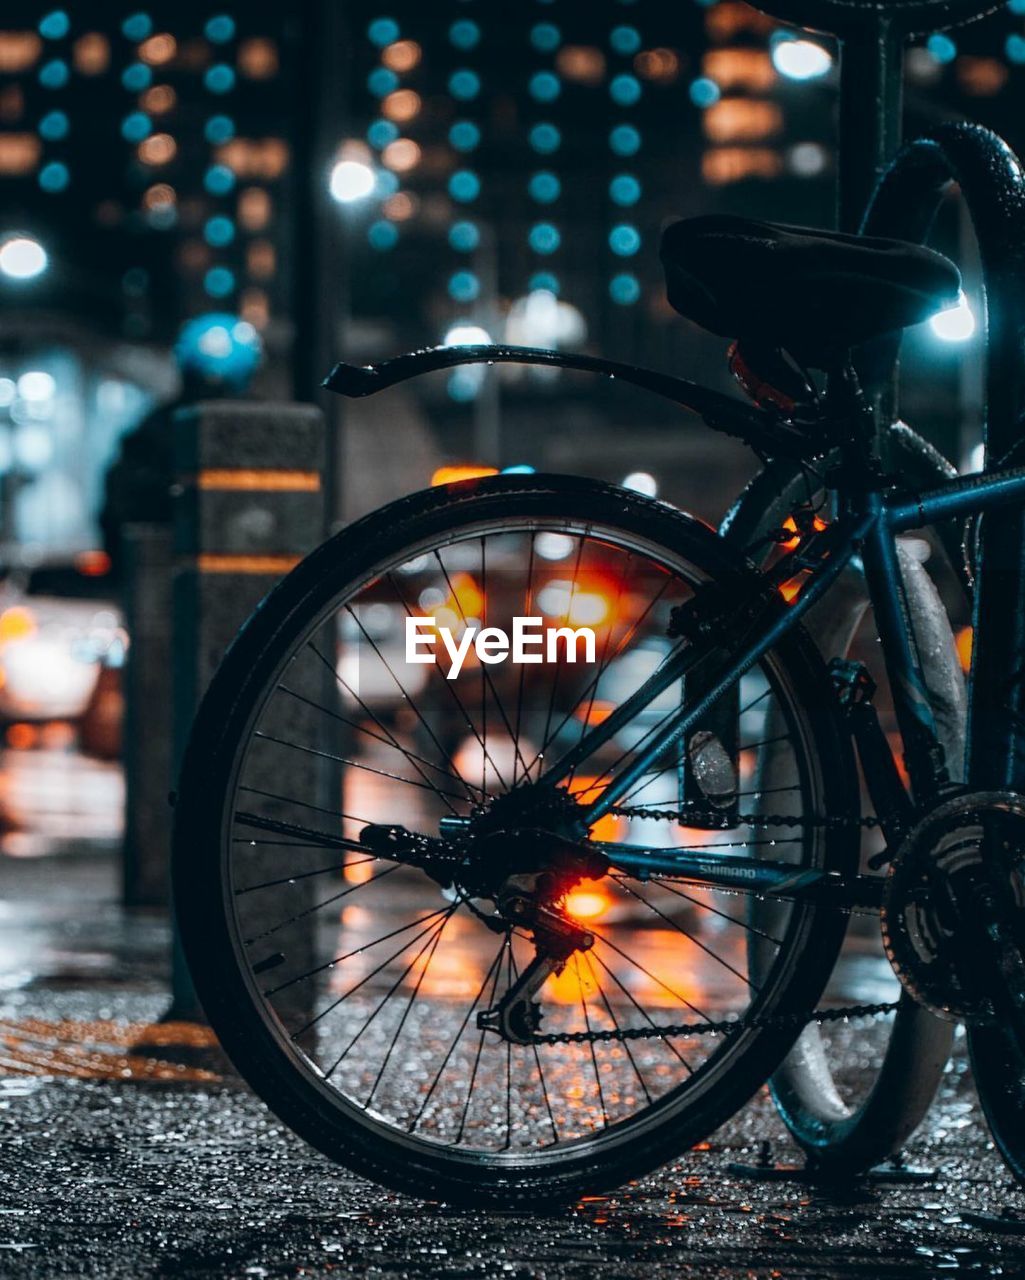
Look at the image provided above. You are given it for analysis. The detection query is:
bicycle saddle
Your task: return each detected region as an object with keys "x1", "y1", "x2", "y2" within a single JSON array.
[{"x1": 660, "y1": 215, "x2": 961, "y2": 368}]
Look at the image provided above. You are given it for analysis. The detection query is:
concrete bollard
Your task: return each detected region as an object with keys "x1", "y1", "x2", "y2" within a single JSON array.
[
  {"x1": 122, "y1": 522, "x2": 174, "y2": 908},
  {"x1": 171, "y1": 399, "x2": 327, "y2": 1018}
]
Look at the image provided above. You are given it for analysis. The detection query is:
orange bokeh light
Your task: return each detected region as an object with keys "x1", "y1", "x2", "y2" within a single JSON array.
[
  {"x1": 0, "y1": 606, "x2": 36, "y2": 645},
  {"x1": 431, "y1": 465, "x2": 499, "y2": 486},
  {"x1": 564, "y1": 880, "x2": 612, "y2": 921}
]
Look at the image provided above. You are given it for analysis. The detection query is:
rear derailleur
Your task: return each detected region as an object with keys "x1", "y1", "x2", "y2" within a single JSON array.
[{"x1": 475, "y1": 873, "x2": 596, "y2": 1045}]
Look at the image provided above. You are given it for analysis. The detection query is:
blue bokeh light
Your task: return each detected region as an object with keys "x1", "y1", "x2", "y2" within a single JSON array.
[
  {"x1": 121, "y1": 13, "x2": 153, "y2": 41},
  {"x1": 176, "y1": 312, "x2": 262, "y2": 387},
  {"x1": 926, "y1": 33, "x2": 957, "y2": 63},
  {"x1": 449, "y1": 120, "x2": 481, "y2": 152},
  {"x1": 529, "y1": 222, "x2": 561, "y2": 254},
  {"x1": 368, "y1": 220, "x2": 399, "y2": 250},
  {"x1": 39, "y1": 11, "x2": 70, "y2": 40},
  {"x1": 39, "y1": 110, "x2": 69, "y2": 141},
  {"x1": 530, "y1": 23, "x2": 561, "y2": 52},
  {"x1": 529, "y1": 122, "x2": 561, "y2": 154},
  {"x1": 449, "y1": 220, "x2": 480, "y2": 252},
  {"x1": 448, "y1": 270, "x2": 480, "y2": 302},
  {"x1": 368, "y1": 67, "x2": 399, "y2": 96},
  {"x1": 205, "y1": 117, "x2": 235, "y2": 148},
  {"x1": 610, "y1": 73, "x2": 642, "y2": 105},
  {"x1": 449, "y1": 169, "x2": 481, "y2": 202},
  {"x1": 610, "y1": 25, "x2": 641, "y2": 55},
  {"x1": 204, "y1": 215, "x2": 236, "y2": 248},
  {"x1": 609, "y1": 123, "x2": 641, "y2": 155},
  {"x1": 368, "y1": 119, "x2": 399, "y2": 148},
  {"x1": 449, "y1": 69, "x2": 481, "y2": 101},
  {"x1": 529, "y1": 71, "x2": 561, "y2": 102},
  {"x1": 121, "y1": 111, "x2": 152, "y2": 143},
  {"x1": 448, "y1": 369, "x2": 479, "y2": 402},
  {"x1": 204, "y1": 267, "x2": 236, "y2": 299},
  {"x1": 39, "y1": 59, "x2": 69, "y2": 89},
  {"x1": 529, "y1": 271, "x2": 559, "y2": 294},
  {"x1": 204, "y1": 63, "x2": 236, "y2": 94},
  {"x1": 609, "y1": 173, "x2": 641, "y2": 206},
  {"x1": 39, "y1": 161, "x2": 69, "y2": 192},
  {"x1": 1007, "y1": 33, "x2": 1025, "y2": 63},
  {"x1": 609, "y1": 224, "x2": 641, "y2": 256},
  {"x1": 529, "y1": 171, "x2": 561, "y2": 203},
  {"x1": 449, "y1": 19, "x2": 480, "y2": 50},
  {"x1": 689, "y1": 76, "x2": 721, "y2": 107},
  {"x1": 121, "y1": 62, "x2": 152, "y2": 92},
  {"x1": 367, "y1": 17, "x2": 400, "y2": 47},
  {"x1": 609, "y1": 273, "x2": 640, "y2": 305},
  {"x1": 205, "y1": 15, "x2": 236, "y2": 43},
  {"x1": 204, "y1": 163, "x2": 236, "y2": 196}
]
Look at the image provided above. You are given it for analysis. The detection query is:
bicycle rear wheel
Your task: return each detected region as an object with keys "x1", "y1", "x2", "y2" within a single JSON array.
[{"x1": 173, "y1": 474, "x2": 859, "y2": 1205}]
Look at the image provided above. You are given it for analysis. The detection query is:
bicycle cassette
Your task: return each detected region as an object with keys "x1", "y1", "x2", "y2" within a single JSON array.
[{"x1": 881, "y1": 791, "x2": 1025, "y2": 1022}]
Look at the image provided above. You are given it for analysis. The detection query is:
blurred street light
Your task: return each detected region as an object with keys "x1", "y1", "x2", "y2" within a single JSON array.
[
  {"x1": 772, "y1": 39, "x2": 832, "y2": 81},
  {"x1": 0, "y1": 233, "x2": 48, "y2": 281},
  {"x1": 622, "y1": 471, "x2": 658, "y2": 497},
  {"x1": 329, "y1": 158, "x2": 376, "y2": 203},
  {"x1": 443, "y1": 323, "x2": 492, "y2": 347}
]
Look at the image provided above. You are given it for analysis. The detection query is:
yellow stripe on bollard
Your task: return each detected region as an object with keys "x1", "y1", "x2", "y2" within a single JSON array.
[
  {"x1": 196, "y1": 554, "x2": 301, "y2": 575},
  {"x1": 196, "y1": 469, "x2": 321, "y2": 492}
]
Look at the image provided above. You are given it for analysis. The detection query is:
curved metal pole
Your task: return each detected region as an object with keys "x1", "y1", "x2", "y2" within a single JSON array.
[{"x1": 863, "y1": 121, "x2": 1025, "y2": 791}]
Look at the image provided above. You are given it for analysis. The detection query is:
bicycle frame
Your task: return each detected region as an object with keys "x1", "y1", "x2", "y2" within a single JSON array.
[
  {"x1": 568, "y1": 457, "x2": 1025, "y2": 901},
  {"x1": 328, "y1": 343, "x2": 1025, "y2": 908}
]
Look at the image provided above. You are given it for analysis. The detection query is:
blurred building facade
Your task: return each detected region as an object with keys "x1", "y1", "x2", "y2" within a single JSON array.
[{"x1": 2, "y1": 2, "x2": 1025, "y2": 542}]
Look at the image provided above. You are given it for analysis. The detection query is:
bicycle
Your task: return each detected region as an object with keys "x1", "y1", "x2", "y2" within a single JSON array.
[{"x1": 172, "y1": 188, "x2": 1025, "y2": 1201}]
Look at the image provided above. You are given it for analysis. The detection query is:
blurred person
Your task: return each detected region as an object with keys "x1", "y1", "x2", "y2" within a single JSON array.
[{"x1": 100, "y1": 313, "x2": 263, "y2": 578}]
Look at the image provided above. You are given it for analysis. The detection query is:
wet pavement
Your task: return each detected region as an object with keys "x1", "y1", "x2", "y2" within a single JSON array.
[{"x1": 3, "y1": 843, "x2": 1025, "y2": 1278}]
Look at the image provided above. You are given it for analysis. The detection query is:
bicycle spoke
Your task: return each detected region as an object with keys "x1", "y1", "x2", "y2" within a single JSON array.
[
  {"x1": 615, "y1": 879, "x2": 757, "y2": 991},
  {"x1": 409, "y1": 938, "x2": 508, "y2": 1134},
  {"x1": 243, "y1": 864, "x2": 401, "y2": 946},
  {"x1": 635, "y1": 876, "x2": 785, "y2": 947},
  {"x1": 266, "y1": 905, "x2": 452, "y2": 997},
  {"x1": 583, "y1": 950, "x2": 652, "y2": 1106},
  {"x1": 235, "y1": 857, "x2": 377, "y2": 895},
  {"x1": 344, "y1": 601, "x2": 478, "y2": 798},
  {"x1": 291, "y1": 908, "x2": 455, "y2": 1038},
  {"x1": 254, "y1": 729, "x2": 469, "y2": 807},
  {"x1": 388, "y1": 564, "x2": 516, "y2": 791},
  {"x1": 234, "y1": 812, "x2": 373, "y2": 854},
  {"x1": 576, "y1": 953, "x2": 609, "y2": 1130},
  {"x1": 326, "y1": 909, "x2": 455, "y2": 1081},
  {"x1": 587, "y1": 948, "x2": 694, "y2": 1073},
  {"x1": 455, "y1": 932, "x2": 509, "y2": 1145},
  {"x1": 295, "y1": 646, "x2": 487, "y2": 802}
]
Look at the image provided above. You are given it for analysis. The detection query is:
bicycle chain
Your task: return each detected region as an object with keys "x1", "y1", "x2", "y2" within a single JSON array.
[
  {"x1": 526, "y1": 804, "x2": 899, "y2": 1044},
  {"x1": 606, "y1": 802, "x2": 881, "y2": 830},
  {"x1": 530, "y1": 1000, "x2": 901, "y2": 1046}
]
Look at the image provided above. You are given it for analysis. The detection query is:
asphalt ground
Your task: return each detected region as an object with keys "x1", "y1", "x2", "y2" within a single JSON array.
[{"x1": 3, "y1": 850, "x2": 1025, "y2": 1279}]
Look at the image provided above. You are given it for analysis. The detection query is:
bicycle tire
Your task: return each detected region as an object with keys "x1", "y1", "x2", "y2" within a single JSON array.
[{"x1": 173, "y1": 473, "x2": 860, "y2": 1205}]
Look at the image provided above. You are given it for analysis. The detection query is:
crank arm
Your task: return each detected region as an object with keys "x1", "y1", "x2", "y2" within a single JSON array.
[{"x1": 598, "y1": 842, "x2": 883, "y2": 910}]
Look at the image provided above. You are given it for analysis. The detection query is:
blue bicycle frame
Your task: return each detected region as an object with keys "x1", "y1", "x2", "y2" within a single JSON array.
[{"x1": 327, "y1": 340, "x2": 1025, "y2": 908}]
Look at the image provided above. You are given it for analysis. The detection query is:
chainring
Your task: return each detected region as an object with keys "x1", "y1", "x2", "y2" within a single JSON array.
[{"x1": 881, "y1": 791, "x2": 1025, "y2": 1022}]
